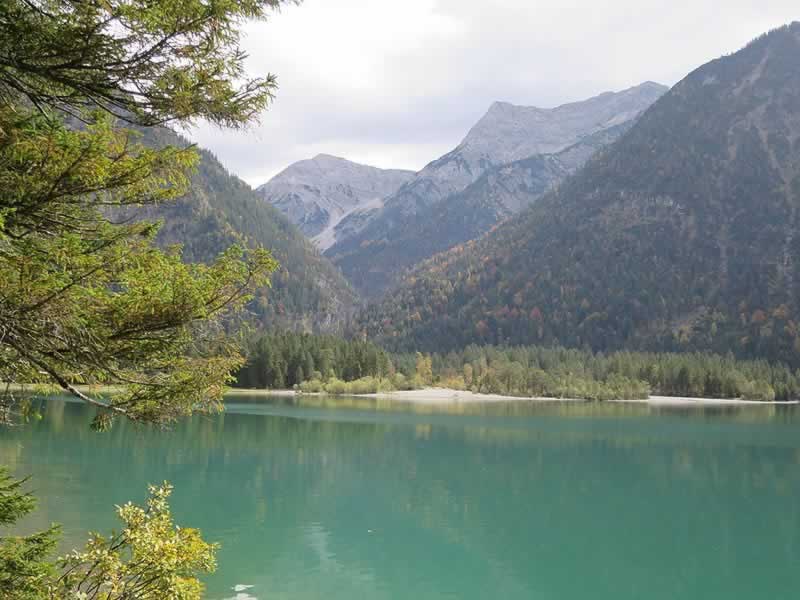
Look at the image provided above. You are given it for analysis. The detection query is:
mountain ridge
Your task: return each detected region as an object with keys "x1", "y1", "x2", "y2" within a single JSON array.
[
  {"x1": 460, "y1": 81, "x2": 669, "y2": 164},
  {"x1": 327, "y1": 82, "x2": 666, "y2": 296}
]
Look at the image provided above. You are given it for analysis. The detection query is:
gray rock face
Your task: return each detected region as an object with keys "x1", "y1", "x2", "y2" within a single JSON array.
[
  {"x1": 465, "y1": 120, "x2": 636, "y2": 217},
  {"x1": 378, "y1": 81, "x2": 668, "y2": 218},
  {"x1": 461, "y1": 81, "x2": 668, "y2": 162},
  {"x1": 256, "y1": 154, "x2": 413, "y2": 250}
]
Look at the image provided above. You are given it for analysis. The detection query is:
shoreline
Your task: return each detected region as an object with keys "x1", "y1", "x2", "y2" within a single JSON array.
[
  {"x1": 229, "y1": 386, "x2": 799, "y2": 406},
  {"x1": 8, "y1": 383, "x2": 797, "y2": 407},
  {"x1": 362, "y1": 388, "x2": 799, "y2": 406},
  {"x1": 616, "y1": 396, "x2": 799, "y2": 406}
]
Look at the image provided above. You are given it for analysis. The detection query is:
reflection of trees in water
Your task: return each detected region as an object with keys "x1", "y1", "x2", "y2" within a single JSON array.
[
  {"x1": 201, "y1": 401, "x2": 800, "y2": 595},
  {"x1": 370, "y1": 430, "x2": 800, "y2": 597},
  {"x1": 3, "y1": 396, "x2": 800, "y2": 598},
  {"x1": 250, "y1": 392, "x2": 793, "y2": 420}
]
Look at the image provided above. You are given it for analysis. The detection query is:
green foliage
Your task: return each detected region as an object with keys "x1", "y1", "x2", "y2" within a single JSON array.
[
  {"x1": 423, "y1": 345, "x2": 652, "y2": 400},
  {"x1": 415, "y1": 352, "x2": 433, "y2": 385},
  {"x1": 238, "y1": 332, "x2": 796, "y2": 401},
  {"x1": 0, "y1": 0, "x2": 302, "y2": 424},
  {"x1": 235, "y1": 331, "x2": 394, "y2": 389},
  {"x1": 52, "y1": 483, "x2": 216, "y2": 599},
  {"x1": 424, "y1": 344, "x2": 798, "y2": 402},
  {"x1": 0, "y1": 0, "x2": 288, "y2": 127},
  {"x1": 359, "y1": 24, "x2": 800, "y2": 368},
  {"x1": 0, "y1": 110, "x2": 278, "y2": 425},
  {"x1": 0, "y1": 2, "x2": 294, "y2": 598},
  {"x1": 299, "y1": 376, "x2": 395, "y2": 395},
  {"x1": 0, "y1": 1, "x2": 354, "y2": 337},
  {"x1": 0, "y1": 469, "x2": 58, "y2": 600},
  {"x1": 0, "y1": 471, "x2": 216, "y2": 600}
]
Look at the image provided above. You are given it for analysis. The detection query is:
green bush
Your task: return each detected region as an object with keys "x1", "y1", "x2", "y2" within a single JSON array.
[
  {"x1": 297, "y1": 377, "x2": 398, "y2": 395},
  {"x1": 298, "y1": 379, "x2": 325, "y2": 393}
]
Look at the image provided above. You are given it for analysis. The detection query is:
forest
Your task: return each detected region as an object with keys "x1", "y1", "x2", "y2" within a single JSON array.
[
  {"x1": 235, "y1": 331, "x2": 395, "y2": 389},
  {"x1": 235, "y1": 332, "x2": 799, "y2": 401}
]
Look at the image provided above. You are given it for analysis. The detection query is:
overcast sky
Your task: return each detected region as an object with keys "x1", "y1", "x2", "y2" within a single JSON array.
[{"x1": 186, "y1": 1, "x2": 799, "y2": 186}]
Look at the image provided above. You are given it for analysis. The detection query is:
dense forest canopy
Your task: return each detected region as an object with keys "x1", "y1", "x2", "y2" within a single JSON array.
[{"x1": 236, "y1": 331, "x2": 395, "y2": 389}]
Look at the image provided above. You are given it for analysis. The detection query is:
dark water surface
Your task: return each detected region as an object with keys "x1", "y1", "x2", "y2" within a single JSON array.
[{"x1": 3, "y1": 395, "x2": 800, "y2": 599}]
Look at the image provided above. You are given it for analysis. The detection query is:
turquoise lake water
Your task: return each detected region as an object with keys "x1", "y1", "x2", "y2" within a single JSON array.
[{"x1": 3, "y1": 395, "x2": 800, "y2": 599}]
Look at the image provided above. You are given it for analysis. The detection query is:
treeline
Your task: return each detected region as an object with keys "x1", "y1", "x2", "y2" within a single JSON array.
[
  {"x1": 428, "y1": 345, "x2": 799, "y2": 401},
  {"x1": 235, "y1": 332, "x2": 800, "y2": 401},
  {"x1": 235, "y1": 331, "x2": 393, "y2": 389}
]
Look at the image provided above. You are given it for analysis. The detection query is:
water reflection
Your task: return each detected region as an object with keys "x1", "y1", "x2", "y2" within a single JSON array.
[
  {"x1": 228, "y1": 392, "x2": 795, "y2": 420},
  {"x1": 2, "y1": 396, "x2": 800, "y2": 599}
]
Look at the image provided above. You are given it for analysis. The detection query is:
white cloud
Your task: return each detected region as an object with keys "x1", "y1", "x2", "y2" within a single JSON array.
[{"x1": 186, "y1": 0, "x2": 799, "y2": 186}]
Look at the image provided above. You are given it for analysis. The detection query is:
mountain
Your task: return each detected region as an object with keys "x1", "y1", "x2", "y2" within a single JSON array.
[
  {"x1": 327, "y1": 82, "x2": 667, "y2": 296},
  {"x1": 122, "y1": 128, "x2": 356, "y2": 331},
  {"x1": 329, "y1": 122, "x2": 636, "y2": 295},
  {"x1": 358, "y1": 24, "x2": 800, "y2": 366},
  {"x1": 256, "y1": 154, "x2": 414, "y2": 250}
]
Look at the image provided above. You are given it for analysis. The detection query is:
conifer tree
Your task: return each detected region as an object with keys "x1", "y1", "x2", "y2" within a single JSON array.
[
  {"x1": 0, "y1": 0, "x2": 293, "y2": 426},
  {"x1": 0, "y1": 469, "x2": 57, "y2": 600},
  {"x1": 0, "y1": 1, "x2": 294, "y2": 596}
]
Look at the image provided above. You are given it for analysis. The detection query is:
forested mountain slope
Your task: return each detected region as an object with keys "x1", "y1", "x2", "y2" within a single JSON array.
[
  {"x1": 330, "y1": 122, "x2": 635, "y2": 295},
  {"x1": 359, "y1": 23, "x2": 800, "y2": 365},
  {"x1": 328, "y1": 83, "x2": 666, "y2": 296},
  {"x1": 123, "y1": 127, "x2": 356, "y2": 331},
  {"x1": 256, "y1": 154, "x2": 413, "y2": 250}
]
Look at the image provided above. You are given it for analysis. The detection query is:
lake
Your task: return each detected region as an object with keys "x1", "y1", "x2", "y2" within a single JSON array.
[{"x1": 3, "y1": 394, "x2": 800, "y2": 599}]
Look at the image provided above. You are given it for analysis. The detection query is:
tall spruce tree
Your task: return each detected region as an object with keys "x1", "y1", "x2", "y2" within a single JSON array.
[
  {"x1": 0, "y1": 468, "x2": 58, "y2": 600},
  {"x1": 0, "y1": 0, "x2": 296, "y2": 426},
  {"x1": 0, "y1": 1, "x2": 295, "y2": 597}
]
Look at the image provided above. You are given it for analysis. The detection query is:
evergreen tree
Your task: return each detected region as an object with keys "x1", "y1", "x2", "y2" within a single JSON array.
[
  {"x1": 0, "y1": 469, "x2": 58, "y2": 599},
  {"x1": 0, "y1": 1, "x2": 292, "y2": 596},
  {"x1": 0, "y1": 0, "x2": 290, "y2": 426}
]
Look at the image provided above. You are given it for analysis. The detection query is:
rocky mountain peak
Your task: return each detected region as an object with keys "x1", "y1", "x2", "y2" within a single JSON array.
[
  {"x1": 461, "y1": 81, "x2": 669, "y2": 163},
  {"x1": 256, "y1": 156, "x2": 413, "y2": 250}
]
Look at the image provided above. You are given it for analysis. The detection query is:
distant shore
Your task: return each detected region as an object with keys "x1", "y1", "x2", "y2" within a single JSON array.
[
  {"x1": 620, "y1": 395, "x2": 799, "y2": 406},
  {"x1": 362, "y1": 388, "x2": 799, "y2": 406},
  {"x1": 228, "y1": 386, "x2": 799, "y2": 406},
  {"x1": 363, "y1": 387, "x2": 577, "y2": 404},
  {"x1": 9, "y1": 383, "x2": 798, "y2": 406}
]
